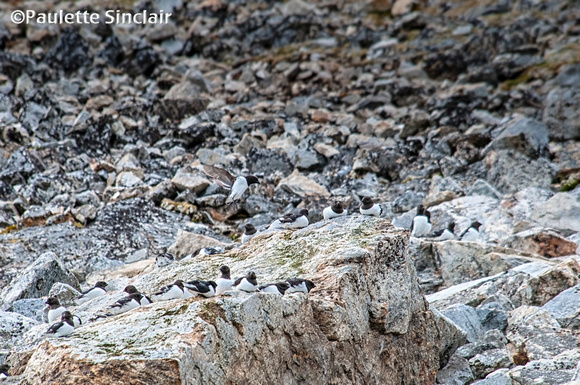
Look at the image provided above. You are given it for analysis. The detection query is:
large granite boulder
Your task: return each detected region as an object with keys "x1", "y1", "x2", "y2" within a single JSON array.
[{"x1": 8, "y1": 216, "x2": 443, "y2": 385}]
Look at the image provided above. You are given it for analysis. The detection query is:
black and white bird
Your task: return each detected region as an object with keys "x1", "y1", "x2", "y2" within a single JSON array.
[
  {"x1": 45, "y1": 311, "x2": 75, "y2": 337},
  {"x1": 109, "y1": 293, "x2": 145, "y2": 315},
  {"x1": 216, "y1": 265, "x2": 235, "y2": 295},
  {"x1": 410, "y1": 205, "x2": 432, "y2": 237},
  {"x1": 124, "y1": 285, "x2": 152, "y2": 305},
  {"x1": 460, "y1": 221, "x2": 482, "y2": 242},
  {"x1": 199, "y1": 246, "x2": 225, "y2": 257},
  {"x1": 359, "y1": 196, "x2": 383, "y2": 217},
  {"x1": 323, "y1": 201, "x2": 347, "y2": 220},
  {"x1": 285, "y1": 278, "x2": 316, "y2": 294},
  {"x1": 155, "y1": 252, "x2": 176, "y2": 268},
  {"x1": 0, "y1": 364, "x2": 9, "y2": 379},
  {"x1": 431, "y1": 222, "x2": 456, "y2": 241},
  {"x1": 203, "y1": 165, "x2": 260, "y2": 206},
  {"x1": 259, "y1": 282, "x2": 290, "y2": 295},
  {"x1": 45, "y1": 297, "x2": 67, "y2": 323},
  {"x1": 152, "y1": 280, "x2": 186, "y2": 301},
  {"x1": 279, "y1": 209, "x2": 309, "y2": 229},
  {"x1": 77, "y1": 281, "x2": 108, "y2": 302},
  {"x1": 233, "y1": 271, "x2": 259, "y2": 293},
  {"x1": 241, "y1": 224, "x2": 257, "y2": 244},
  {"x1": 184, "y1": 280, "x2": 217, "y2": 298}
]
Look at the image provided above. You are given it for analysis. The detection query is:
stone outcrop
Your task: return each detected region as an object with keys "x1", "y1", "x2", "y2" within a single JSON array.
[{"x1": 8, "y1": 216, "x2": 443, "y2": 385}]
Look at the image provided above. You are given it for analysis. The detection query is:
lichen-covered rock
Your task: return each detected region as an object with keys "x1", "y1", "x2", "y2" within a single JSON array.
[{"x1": 10, "y1": 216, "x2": 441, "y2": 385}]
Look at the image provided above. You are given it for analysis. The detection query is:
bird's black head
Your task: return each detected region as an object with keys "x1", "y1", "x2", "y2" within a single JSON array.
[
  {"x1": 247, "y1": 271, "x2": 257, "y2": 280},
  {"x1": 174, "y1": 280, "x2": 185, "y2": 288},
  {"x1": 220, "y1": 265, "x2": 230, "y2": 275},
  {"x1": 331, "y1": 201, "x2": 344, "y2": 213},
  {"x1": 61, "y1": 311, "x2": 73, "y2": 321},
  {"x1": 472, "y1": 221, "x2": 482, "y2": 230},
  {"x1": 244, "y1": 224, "x2": 257, "y2": 234},
  {"x1": 300, "y1": 209, "x2": 309, "y2": 217},
  {"x1": 362, "y1": 196, "x2": 373, "y2": 205},
  {"x1": 448, "y1": 222, "x2": 456, "y2": 232},
  {"x1": 124, "y1": 285, "x2": 139, "y2": 294},
  {"x1": 45, "y1": 297, "x2": 59, "y2": 306},
  {"x1": 417, "y1": 205, "x2": 425, "y2": 215},
  {"x1": 245, "y1": 175, "x2": 260, "y2": 185},
  {"x1": 95, "y1": 281, "x2": 108, "y2": 288},
  {"x1": 276, "y1": 282, "x2": 290, "y2": 293}
]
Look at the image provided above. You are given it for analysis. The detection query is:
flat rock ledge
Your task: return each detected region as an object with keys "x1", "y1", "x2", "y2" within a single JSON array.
[{"x1": 9, "y1": 216, "x2": 441, "y2": 385}]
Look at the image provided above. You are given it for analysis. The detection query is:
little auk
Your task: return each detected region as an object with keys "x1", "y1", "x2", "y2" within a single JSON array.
[
  {"x1": 285, "y1": 278, "x2": 316, "y2": 294},
  {"x1": 431, "y1": 222, "x2": 456, "y2": 241},
  {"x1": 45, "y1": 311, "x2": 75, "y2": 337},
  {"x1": 241, "y1": 224, "x2": 257, "y2": 244},
  {"x1": 359, "y1": 196, "x2": 383, "y2": 217},
  {"x1": 109, "y1": 293, "x2": 144, "y2": 315},
  {"x1": 259, "y1": 282, "x2": 290, "y2": 295},
  {"x1": 203, "y1": 165, "x2": 259, "y2": 206},
  {"x1": 279, "y1": 209, "x2": 309, "y2": 229},
  {"x1": 155, "y1": 252, "x2": 176, "y2": 268},
  {"x1": 216, "y1": 265, "x2": 235, "y2": 295},
  {"x1": 152, "y1": 280, "x2": 186, "y2": 301},
  {"x1": 410, "y1": 205, "x2": 432, "y2": 237},
  {"x1": 460, "y1": 221, "x2": 482, "y2": 242},
  {"x1": 124, "y1": 285, "x2": 152, "y2": 305},
  {"x1": 233, "y1": 271, "x2": 259, "y2": 292},
  {"x1": 45, "y1": 297, "x2": 67, "y2": 323},
  {"x1": 77, "y1": 281, "x2": 108, "y2": 302},
  {"x1": 184, "y1": 280, "x2": 218, "y2": 298},
  {"x1": 199, "y1": 246, "x2": 225, "y2": 257},
  {"x1": 323, "y1": 201, "x2": 347, "y2": 220}
]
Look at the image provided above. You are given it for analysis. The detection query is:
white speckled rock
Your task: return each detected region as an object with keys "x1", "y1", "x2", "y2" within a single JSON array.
[{"x1": 8, "y1": 216, "x2": 442, "y2": 385}]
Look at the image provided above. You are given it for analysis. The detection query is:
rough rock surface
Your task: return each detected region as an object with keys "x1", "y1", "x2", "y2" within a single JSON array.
[{"x1": 9, "y1": 217, "x2": 442, "y2": 385}]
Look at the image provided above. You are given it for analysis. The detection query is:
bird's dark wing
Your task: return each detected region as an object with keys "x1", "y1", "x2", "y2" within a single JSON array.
[
  {"x1": 425, "y1": 209, "x2": 431, "y2": 220},
  {"x1": 286, "y1": 278, "x2": 304, "y2": 286},
  {"x1": 279, "y1": 213, "x2": 299, "y2": 223},
  {"x1": 304, "y1": 280, "x2": 316, "y2": 291},
  {"x1": 233, "y1": 277, "x2": 244, "y2": 286},
  {"x1": 459, "y1": 227, "x2": 470, "y2": 239},
  {"x1": 113, "y1": 296, "x2": 135, "y2": 307},
  {"x1": 431, "y1": 229, "x2": 444, "y2": 237},
  {"x1": 155, "y1": 285, "x2": 172, "y2": 295},
  {"x1": 74, "y1": 315, "x2": 82, "y2": 325},
  {"x1": 79, "y1": 287, "x2": 94, "y2": 296},
  {"x1": 410, "y1": 218, "x2": 415, "y2": 232},
  {"x1": 46, "y1": 322, "x2": 64, "y2": 334},
  {"x1": 185, "y1": 281, "x2": 210, "y2": 293},
  {"x1": 203, "y1": 165, "x2": 236, "y2": 190}
]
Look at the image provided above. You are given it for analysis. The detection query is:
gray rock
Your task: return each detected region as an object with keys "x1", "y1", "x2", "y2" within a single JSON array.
[
  {"x1": 485, "y1": 150, "x2": 557, "y2": 194},
  {"x1": 469, "y1": 349, "x2": 512, "y2": 379},
  {"x1": 0, "y1": 311, "x2": 38, "y2": 350},
  {"x1": 392, "y1": 191, "x2": 425, "y2": 213},
  {"x1": 436, "y1": 353, "x2": 475, "y2": 385},
  {"x1": 530, "y1": 193, "x2": 580, "y2": 233},
  {"x1": 48, "y1": 283, "x2": 81, "y2": 306},
  {"x1": 10, "y1": 298, "x2": 45, "y2": 323},
  {"x1": 467, "y1": 179, "x2": 503, "y2": 199},
  {"x1": 0, "y1": 252, "x2": 79, "y2": 311},
  {"x1": 509, "y1": 349, "x2": 580, "y2": 385},
  {"x1": 167, "y1": 229, "x2": 228, "y2": 258},
  {"x1": 171, "y1": 169, "x2": 210, "y2": 193},
  {"x1": 431, "y1": 306, "x2": 469, "y2": 367},
  {"x1": 485, "y1": 118, "x2": 549, "y2": 158},
  {"x1": 476, "y1": 302, "x2": 508, "y2": 333},
  {"x1": 541, "y1": 284, "x2": 580, "y2": 329},
  {"x1": 443, "y1": 304, "x2": 485, "y2": 343},
  {"x1": 543, "y1": 87, "x2": 580, "y2": 140},
  {"x1": 472, "y1": 368, "x2": 513, "y2": 385}
]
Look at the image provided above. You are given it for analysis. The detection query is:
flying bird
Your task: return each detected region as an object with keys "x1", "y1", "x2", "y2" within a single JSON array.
[{"x1": 203, "y1": 165, "x2": 259, "y2": 206}]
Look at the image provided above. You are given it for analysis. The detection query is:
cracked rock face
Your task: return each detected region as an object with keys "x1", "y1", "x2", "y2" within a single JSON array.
[{"x1": 11, "y1": 216, "x2": 440, "y2": 385}]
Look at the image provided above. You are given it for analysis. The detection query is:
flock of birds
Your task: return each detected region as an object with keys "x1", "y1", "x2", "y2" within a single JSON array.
[{"x1": 21, "y1": 164, "x2": 484, "y2": 362}]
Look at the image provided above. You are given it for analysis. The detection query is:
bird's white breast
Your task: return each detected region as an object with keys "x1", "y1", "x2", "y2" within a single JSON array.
[
  {"x1": 462, "y1": 228, "x2": 480, "y2": 242},
  {"x1": 412, "y1": 216, "x2": 431, "y2": 237},
  {"x1": 227, "y1": 177, "x2": 248, "y2": 202},
  {"x1": 323, "y1": 207, "x2": 347, "y2": 220},
  {"x1": 236, "y1": 279, "x2": 257, "y2": 292},
  {"x1": 48, "y1": 307, "x2": 66, "y2": 323},
  {"x1": 360, "y1": 204, "x2": 382, "y2": 217},
  {"x1": 241, "y1": 233, "x2": 255, "y2": 243},
  {"x1": 53, "y1": 322, "x2": 75, "y2": 337},
  {"x1": 260, "y1": 285, "x2": 281, "y2": 294},
  {"x1": 216, "y1": 278, "x2": 234, "y2": 295}
]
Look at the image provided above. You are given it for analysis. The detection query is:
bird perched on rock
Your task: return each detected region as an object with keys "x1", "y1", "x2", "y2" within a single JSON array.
[
  {"x1": 359, "y1": 197, "x2": 383, "y2": 217},
  {"x1": 460, "y1": 221, "x2": 482, "y2": 242},
  {"x1": 411, "y1": 205, "x2": 432, "y2": 237},
  {"x1": 124, "y1": 285, "x2": 152, "y2": 305},
  {"x1": 199, "y1": 247, "x2": 225, "y2": 257},
  {"x1": 184, "y1": 280, "x2": 217, "y2": 298},
  {"x1": 109, "y1": 293, "x2": 146, "y2": 315},
  {"x1": 45, "y1": 311, "x2": 75, "y2": 337},
  {"x1": 431, "y1": 222, "x2": 456, "y2": 241},
  {"x1": 259, "y1": 282, "x2": 290, "y2": 295},
  {"x1": 285, "y1": 278, "x2": 316, "y2": 294},
  {"x1": 279, "y1": 209, "x2": 309, "y2": 229},
  {"x1": 203, "y1": 165, "x2": 259, "y2": 206},
  {"x1": 152, "y1": 280, "x2": 186, "y2": 301},
  {"x1": 241, "y1": 224, "x2": 257, "y2": 243},
  {"x1": 77, "y1": 281, "x2": 108, "y2": 302},
  {"x1": 233, "y1": 271, "x2": 259, "y2": 292},
  {"x1": 323, "y1": 201, "x2": 347, "y2": 220},
  {"x1": 45, "y1": 297, "x2": 67, "y2": 323},
  {"x1": 155, "y1": 252, "x2": 175, "y2": 268},
  {"x1": 216, "y1": 265, "x2": 234, "y2": 295},
  {"x1": 0, "y1": 364, "x2": 9, "y2": 379}
]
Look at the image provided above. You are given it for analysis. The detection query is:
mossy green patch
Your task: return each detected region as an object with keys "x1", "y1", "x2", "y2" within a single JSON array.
[{"x1": 561, "y1": 178, "x2": 579, "y2": 192}]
